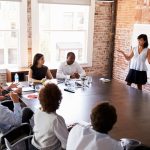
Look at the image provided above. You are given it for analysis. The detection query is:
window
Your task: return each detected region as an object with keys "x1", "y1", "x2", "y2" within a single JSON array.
[
  {"x1": 32, "y1": 0, "x2": 95, "y2": 68},
  {"x1": 132, "y1": 24, "x2": 150, "y2": 82},
  {"x1": 0, "y1": 0, "x2": 27, "y2": 67}
]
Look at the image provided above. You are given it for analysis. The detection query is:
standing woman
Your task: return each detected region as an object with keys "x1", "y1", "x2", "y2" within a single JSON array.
[
  {"x1": 118, "y1": 34, "x2": 150, "y2": 90},
  {"x1": 28, "y1": 53, "x2": 53, "y2": 81}
]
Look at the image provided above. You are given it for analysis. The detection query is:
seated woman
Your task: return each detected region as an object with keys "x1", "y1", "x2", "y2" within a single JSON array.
[
  {"x1": 28, "y1": 53, "x2": 53, "y2": 82},
  {"x1": 66, "y1": 103, "x2": 123, "y2": 150},
  {"x1": 31, "y1": 83, "x2": 68, "y2": 150}
]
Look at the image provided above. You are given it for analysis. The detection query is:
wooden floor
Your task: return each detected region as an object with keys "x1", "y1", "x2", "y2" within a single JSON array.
[{"x1": 21, "y1": 76, "x2": 150, "y2": 146}]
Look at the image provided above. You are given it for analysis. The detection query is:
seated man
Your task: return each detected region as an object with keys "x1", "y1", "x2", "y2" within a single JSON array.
[
  {"x1": 66, "y1": 103, "x2": 123, "y2": 150},
  {"x1": 56, "y1": 52, "x2": 86, "y2": 79},
  {"x1": 0, "y1": 92, "x2": 33, "y2": 134},
  {"x1": 0, "y1": 92, "x2": 22, "y2": 133}
]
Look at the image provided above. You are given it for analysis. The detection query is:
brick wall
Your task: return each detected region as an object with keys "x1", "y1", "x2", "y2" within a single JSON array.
[
  {"x1": 0, "y1": 69, "x2": 6, "y2": 86},
  {"x1": 113, "y1": 0, "x2": 150, "y2": 91},
  {"x1": 27, "y1": 0, "x2": 114, "y2": 77},
  {"x1": 27, "y1": 0, "x2": 32, "y2": 65},
  {"x1": 85, "y1": 1, "x2": 114, "y2": 77}
]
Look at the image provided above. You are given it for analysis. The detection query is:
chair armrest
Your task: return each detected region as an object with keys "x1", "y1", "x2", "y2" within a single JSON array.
[{"x1": 11, "y1": 135, "x2": 33, "y2": 147}]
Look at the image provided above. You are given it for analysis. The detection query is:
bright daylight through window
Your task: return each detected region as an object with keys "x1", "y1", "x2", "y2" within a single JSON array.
[
  {"x1": 0, "y1": 1, "x2": 20, "y2": 66},
  {"x1": 39, "y1": 4, "x2": 90, "y2": 66}
]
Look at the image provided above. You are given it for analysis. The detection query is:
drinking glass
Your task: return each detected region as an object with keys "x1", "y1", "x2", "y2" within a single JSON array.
[{"x1": 87, "y1": 76, "x2": 92, "y2": 84}]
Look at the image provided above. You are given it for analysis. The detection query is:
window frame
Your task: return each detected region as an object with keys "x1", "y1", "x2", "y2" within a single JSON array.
[
  {"x1": 31, "y1": 0, "x2": 95, "y2": 68},
  {"x1": 0, "y1": 0, "x2": 28, "y2": 68}
]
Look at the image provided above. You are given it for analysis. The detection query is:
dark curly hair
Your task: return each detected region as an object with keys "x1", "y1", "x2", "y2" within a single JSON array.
[
  {"x1": 90, "y1": 103, "x2": 117, "y2": 134},
  {"x1": 39, "y1": 83, "x2": 62, "y2": 113}
]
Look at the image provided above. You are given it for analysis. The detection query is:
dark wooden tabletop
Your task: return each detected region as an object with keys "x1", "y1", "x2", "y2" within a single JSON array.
[{"x1": 20, "y1": 76, "x2": 150, "y2": 146}]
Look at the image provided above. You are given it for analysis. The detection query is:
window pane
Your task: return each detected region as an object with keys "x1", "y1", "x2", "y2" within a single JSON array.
[
  {"x1": 0, "y1": 1, "x2": 20, "y2": 65},
  {"x1": 0, "y1": 1, "x2": 20, "y2": 30},
  {"x1": 39, "y1": 4, "x2": 89, "y2": 65},
  {"x1": 0, "y1": 49, "x2": 4, "y2": 64},
  {"x1": 8, "y1": 48, "x2": 18, "y2": 64}
]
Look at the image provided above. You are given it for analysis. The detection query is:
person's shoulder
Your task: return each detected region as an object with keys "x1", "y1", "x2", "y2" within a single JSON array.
[
  {"x1": 35, "y1": 110, "x2": 57, "y2": 121},
  {"x1": 58, "y1": 61, "x2": 66, "y2": 67},
  {"x1": 0, "y1": 104, "x2": 7, "y2": 109},
  {"x1": 70, "y1": 124, "x2": 89, "y2": 134},
  {"x1": 0, "y1": 104, "x2": 4, "y2": 110},
  {"x1": 42, "y1": 65, "x2": 48, "y2": 69},
  {"x1": 98, "y1": 135, "x2": 123, "y2": 149},
  {"x1": 73, "y1": 61, "x2": 80, "y2": 66},
  {"x1": 55, "y1": 113, "x2": 66, "y2": 123},
  {"x1": 30, "y1": 65, "x2": 35, "y2": 70},
  {"x1": 0, "y1": 104, "x2": 10, "y2": 113},
  {"x1": 61, "y1": 61, "x2": 66, "y2": 65}
]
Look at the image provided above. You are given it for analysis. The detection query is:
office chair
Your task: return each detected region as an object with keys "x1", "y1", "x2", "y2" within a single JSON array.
[
  {"x1": 1, "y1": 123, "x2": 33, "y2": 150},
  {"x1": 1, "y1": 100, "x2": 14, "y2": 111}
]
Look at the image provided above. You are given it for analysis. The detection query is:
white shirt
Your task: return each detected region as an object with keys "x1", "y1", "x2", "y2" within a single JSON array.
[
  {"x1": 130, "y1": 47, "x2": 148, "y2": 71},
  {"x1": 66, "y1": 124, "x2": 123, "y2": 150},
  {"x1": 56, "y1": 61, "x2": 86, "y2": 79},
  {"x1": 0, "y1": 103, "x2": 22, "y2": 133},
  {"x1": 32, "y1": 109, "x2": 68, "y2": 150}
]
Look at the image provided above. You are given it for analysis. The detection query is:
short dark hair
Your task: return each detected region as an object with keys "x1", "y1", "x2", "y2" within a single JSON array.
[
  {"x1": 39, "y1": 83, "x2": 62, "y2": 113},
  {"x1": 90, "y1": 103, "x2": 117, "y2": 134},
  {"x1": 67, "y1": 52, "x2": 75, "y2": 58},
  {"x1": 137, "y1": 34, "x2": 148, "y2": 48},
  {"x1": 31, "y1": 53, "x2": 44, "y2": 69}
]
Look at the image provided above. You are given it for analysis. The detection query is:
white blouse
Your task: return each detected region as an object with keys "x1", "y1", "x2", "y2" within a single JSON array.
[
  {"x1": 66, "y1": 124, "x2": 123, "y2": 150},
  {"x1": 130, "y1": 47, "x2": 148, "y2": 71},
  {"x1": 32, "y1": 109, "x2": 68, "y2": 150}
]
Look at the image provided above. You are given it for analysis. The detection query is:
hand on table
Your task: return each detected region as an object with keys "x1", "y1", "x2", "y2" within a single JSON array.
[
  {"x1": 74, "y1": 73, "x2": 80, "y2": 79},
  {"x1": 13, "y1": 88, "x2": 22, "y2": 95},
  {"x1": 8, "y1": 83, "x2": 18, "y2": 90},
  {"x1": 70, "y1": 73, "x2": 80, "y2": 79}
]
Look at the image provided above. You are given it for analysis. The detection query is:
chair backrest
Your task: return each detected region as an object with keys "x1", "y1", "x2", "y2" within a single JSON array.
[
  {"x1": 50, "y1": 69, "x2": 57, "y2": 78},
  {"x1": 4, "y1": 138, "x2": 13, "y2": 150},
  {"x1": 4, "y1": 135, "x2": 33, "y2": 150},
  {"x1": 1, "y1": 100, "x2": 14, "y2": 111},
  {"x1": 1, "y1": 123, "x2": 32, "y2": 150}
]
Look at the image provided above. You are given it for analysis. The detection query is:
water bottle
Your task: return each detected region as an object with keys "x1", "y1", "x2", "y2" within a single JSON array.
[{"x1": 14, "y1": 73, "x2": 19, "y2": 83}]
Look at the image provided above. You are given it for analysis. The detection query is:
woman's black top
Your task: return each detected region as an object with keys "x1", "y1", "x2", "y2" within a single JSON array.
[{"x1": 31, "y1": 65, "x2": 48, "y2": 80}]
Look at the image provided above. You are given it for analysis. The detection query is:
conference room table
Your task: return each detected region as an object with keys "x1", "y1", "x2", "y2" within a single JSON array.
[{"x1": 19, "y1": 76, "x2": 150, "y2": 146}]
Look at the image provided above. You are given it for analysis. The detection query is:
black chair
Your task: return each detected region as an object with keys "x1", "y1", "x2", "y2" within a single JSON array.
[
  {"x1": 1, "y1": 100, "x2": 14, "y2": 111},
  {"x1": 1, "y1": 123, "x2": 33, "y2": 150},
  {"x1": 134, "y1": 145, "x2": 150, "y2": 150}
]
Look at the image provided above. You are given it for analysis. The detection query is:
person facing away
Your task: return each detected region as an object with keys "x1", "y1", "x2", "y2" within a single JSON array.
[
  {"x1": 56, "y1": 52, "x2": 86, "y2": 79},
  {"x1": 31, "y1": 83, "x2": 68, "y2": 150},
  {"x1": 28, "y1": 53, "x2": 53, "y2": 81},
  {"x1": 66, "y1": 103, "x2": 123, "y2": 150},
  {"x1": 118, "y1": 34, "x2": 150, "y2": 90}
]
